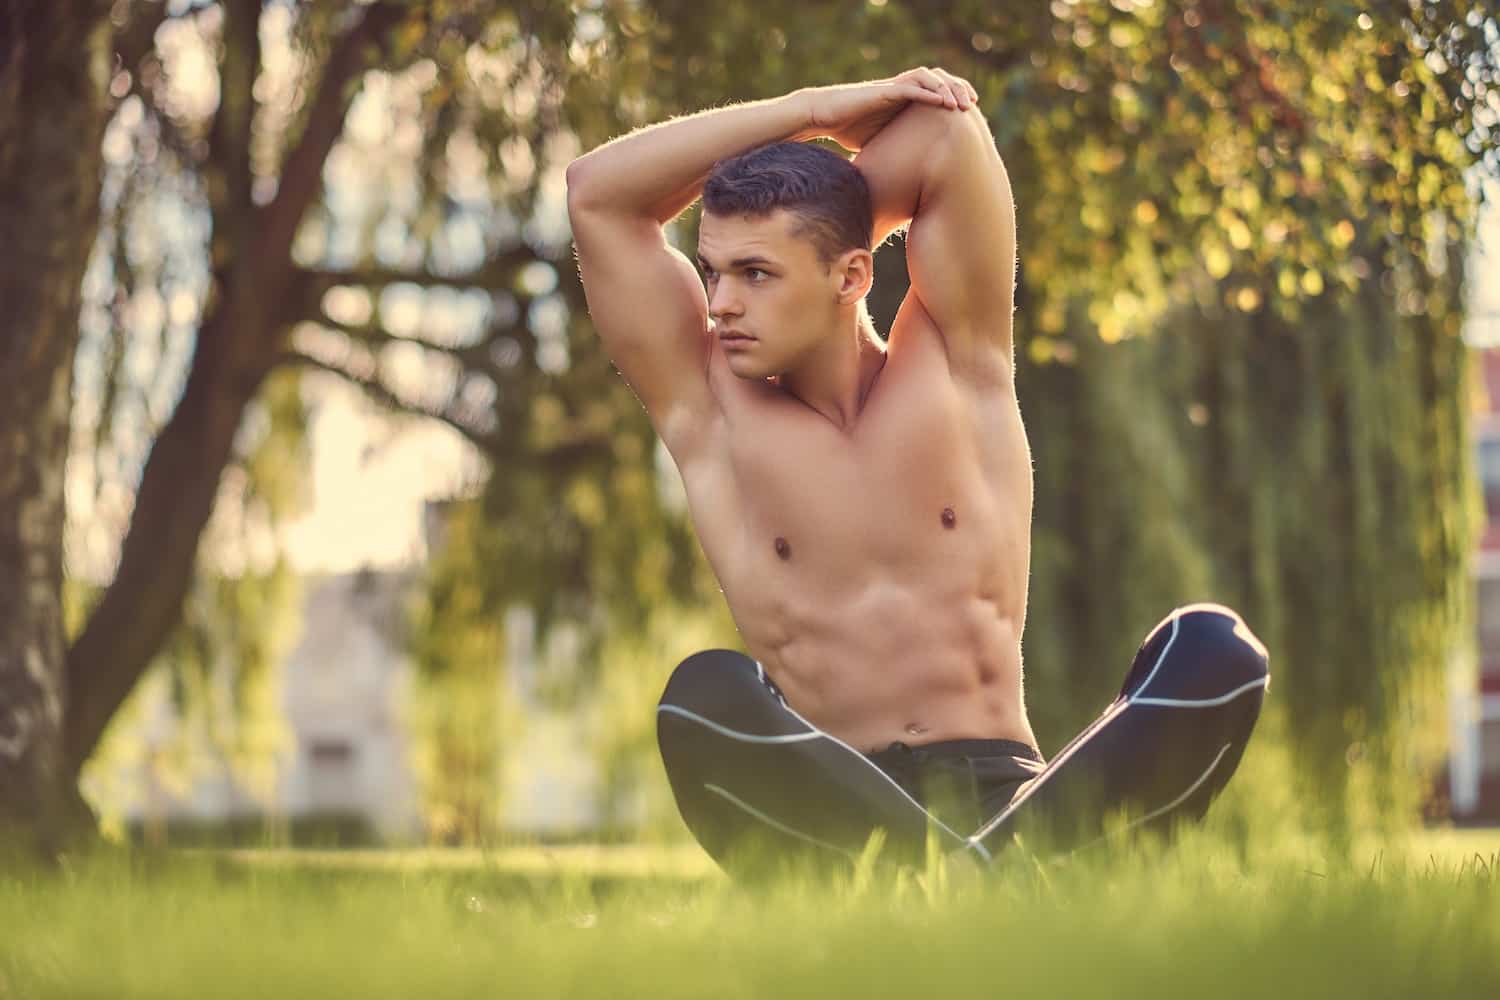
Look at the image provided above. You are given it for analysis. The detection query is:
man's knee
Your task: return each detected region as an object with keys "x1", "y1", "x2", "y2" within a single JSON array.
[
  {"x1": 658, "y1": 648, "x2": 762, "y2": 718},
  {"x1": 1125, "y1": 603, "x2": 1270, "y2": 702}
]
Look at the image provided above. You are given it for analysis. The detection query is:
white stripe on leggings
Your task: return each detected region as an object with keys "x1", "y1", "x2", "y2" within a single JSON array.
[
  {"x1": 968, "y1": 699, "x2": 1130, "y2": 845},
  {"x1": 656, "y1": 704, "x2": 823, "y2": 744},
  {"x1": 1130, "y1": 612, "x2": 1182, "y2": 700},
  {"x1": 1071, "y1": 742, "x2": 1234, "y2": 853},
  {"x1": 702, "y1": 783, "x2": 854, "y2": 859},
  {"x1": 968, "y1": 680, "x2": 1263, "y2": 848},
  {"x1": 969, "y1": 607, "x2": 1264, "y2": 847},
  {"x1": 1130, "y1": 676, "x2": 1269, "y2": 709}
]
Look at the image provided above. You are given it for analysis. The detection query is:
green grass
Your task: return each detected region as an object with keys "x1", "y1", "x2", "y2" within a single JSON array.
[{"x1": 2, "y1": 829, "x2": 1497, "y2": 998}]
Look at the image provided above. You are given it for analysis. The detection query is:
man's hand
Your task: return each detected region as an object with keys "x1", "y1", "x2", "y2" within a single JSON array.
[{"x1": 801, "y1": 68, "x2": 979, "y2": 151}]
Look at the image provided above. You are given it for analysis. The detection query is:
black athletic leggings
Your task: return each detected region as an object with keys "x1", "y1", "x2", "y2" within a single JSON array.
[{"x1": 656, "y1": 603, "x2": 1269, "y2": 875}]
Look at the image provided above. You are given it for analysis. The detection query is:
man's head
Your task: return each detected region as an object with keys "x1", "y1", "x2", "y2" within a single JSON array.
[{"x1": 697, "y1": 142, "x2": 875, "y2": 379}]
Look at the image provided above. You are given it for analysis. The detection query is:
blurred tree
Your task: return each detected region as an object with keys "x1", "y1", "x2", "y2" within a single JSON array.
[
  {"x1": 404, "y1": 500, "x2": 511, "y2": 843},
  {"x1": 0, "y1": 0, "x2": 646, "y2": 841},
  {"x1": 0, "y1": 0, "x2": 114, "y2": 851}
]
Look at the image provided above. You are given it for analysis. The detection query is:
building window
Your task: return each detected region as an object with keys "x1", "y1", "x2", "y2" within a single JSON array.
[
  {"x1": 1480, "y1": 437, "x2": 1500, "y2": 520},
  {"x1": 306, "y1": 738, "x2": 357, "y2": 810},
  {"x1": 1481, "y1": 578, "x2": 1500, "y2": 677}
]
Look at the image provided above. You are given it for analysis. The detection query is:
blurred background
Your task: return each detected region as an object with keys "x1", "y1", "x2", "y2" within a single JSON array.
[{"x1": 3, "y1": 0, "x2": 1498, "y2": 850}]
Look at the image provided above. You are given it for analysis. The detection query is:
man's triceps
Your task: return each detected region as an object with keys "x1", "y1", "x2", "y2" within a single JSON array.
[
  {"x1": 577, "y1": 228, "x2": 714, "y2": 438},
  {"x1": 901, "y1": 109, "x2": 1016, "y2": 347}
]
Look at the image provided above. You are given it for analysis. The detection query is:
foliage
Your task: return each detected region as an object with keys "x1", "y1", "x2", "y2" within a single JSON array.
[
  {"x1": 583, "y1": 601, "x2": 739, "y2": 836},
  {"x1": 1018, "y1": 273, "x2": 1476, "y2": 824},
  {"x1": 404, "y1": 498, "x2": 514, "y2": 844}
]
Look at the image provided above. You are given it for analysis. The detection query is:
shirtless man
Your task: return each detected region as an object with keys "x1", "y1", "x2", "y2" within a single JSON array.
[{"x1": 566, "y1": 68, "x2": 1269, "y2": 874}]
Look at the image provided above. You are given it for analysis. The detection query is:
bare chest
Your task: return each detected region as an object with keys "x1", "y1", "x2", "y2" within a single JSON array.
[
  {"x1": 724, "y1": 388, "x2": 986, "y2": 571},
  {"x1": 681, "y1": 337, "x2": 1033, "y2": 603}
]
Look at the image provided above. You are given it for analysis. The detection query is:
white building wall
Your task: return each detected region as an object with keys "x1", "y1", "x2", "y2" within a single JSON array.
[{"x1": 96, "y1": 567, "x2": 603, "y2": 841}]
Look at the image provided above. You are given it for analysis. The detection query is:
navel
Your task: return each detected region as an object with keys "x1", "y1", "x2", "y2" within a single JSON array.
[
  {"x1": 774, "y1": 536, "x2": 791, "y2": 560},
  {"x1": 941, "y1": 506, "x2": 957, "y2": 529}
]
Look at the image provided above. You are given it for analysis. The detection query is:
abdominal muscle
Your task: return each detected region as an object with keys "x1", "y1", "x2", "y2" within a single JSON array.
[{"x1": 725, "y1": 570, "x2": 1036, "y2": 754}]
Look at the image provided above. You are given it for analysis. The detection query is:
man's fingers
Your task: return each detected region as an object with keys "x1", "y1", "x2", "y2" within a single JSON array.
[
  {"x1": 914, "y1": 67, "x2": 975, "y2": 110},
  {"x1": 936, "y1": 69, "x2": 975, "y2": 110},
  {"x1": 897, "y1": 67, "x2": 978, "y2": 111},
  {"x1": 902, "y1": 83, "x2": 948, "y2": 107},
  {"x1": 909, "y1": 67, "x2": 957, "y2": 108},
  {"x1": 937, "y1": 70, "x2": 967, "y2": 109}
]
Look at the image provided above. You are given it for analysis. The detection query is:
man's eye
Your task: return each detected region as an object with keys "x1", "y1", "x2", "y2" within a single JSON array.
[{"x1": 747, "y1": 268, "x2": 768, "y2": 281}]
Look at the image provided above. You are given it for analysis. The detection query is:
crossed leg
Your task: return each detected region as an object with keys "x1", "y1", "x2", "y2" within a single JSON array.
[
  {"x1": 655, "y1": 648, "x2": 975, "y2": 875},
  {"x1": 656, "y1": 603, "x2": 1269, "y2": 877},
  {"x1": 969, "y1": 602, "x2": 1269, "y2": 856}
]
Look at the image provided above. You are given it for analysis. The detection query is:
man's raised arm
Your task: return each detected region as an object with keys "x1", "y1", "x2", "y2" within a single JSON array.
[
  {"x1": 853, "y1": 93, "x2": 1017, "y2": 385},
  {"x1": 566, "y1": 95, "x2": 818, "y2": 454},
  {"x1": 565, "y1": 73, "x2": 970, "y2": 453}
]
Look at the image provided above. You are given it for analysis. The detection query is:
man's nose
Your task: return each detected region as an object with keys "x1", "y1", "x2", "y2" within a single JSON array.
[{"x1": 708, "y1": 283, "x2": 742, "y2": 320}]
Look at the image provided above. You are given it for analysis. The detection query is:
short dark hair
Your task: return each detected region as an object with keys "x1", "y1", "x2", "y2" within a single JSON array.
[{"x1": 702, "y1": 142, "x2": 872, "y2": 262}]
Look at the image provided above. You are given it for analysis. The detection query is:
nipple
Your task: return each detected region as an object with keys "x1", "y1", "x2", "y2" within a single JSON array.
[
  {"x1": 941, "y1": 506, "x2": 956, "y2": 529},
  {"x1": 774, "y1": 536, "x2": 791, "y2": 560},
  {"x1": 905, "y1": 722, "x2": 928, "y2": 737}
]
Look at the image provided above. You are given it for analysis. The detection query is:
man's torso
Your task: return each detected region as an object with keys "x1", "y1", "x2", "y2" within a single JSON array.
[{"x1": 672, "y1": 300, "x2": 1035, "y2": 753}]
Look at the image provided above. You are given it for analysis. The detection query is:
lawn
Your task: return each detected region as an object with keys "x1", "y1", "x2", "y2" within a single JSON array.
[{"x1": 2, "y1": 828, "x2": 1496, "y2": 998}]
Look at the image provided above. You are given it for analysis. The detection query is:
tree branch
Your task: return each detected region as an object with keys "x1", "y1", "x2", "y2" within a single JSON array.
[
  {"x1": 139, "y1": 91, "x2": 201, "y2": 168},
  {"x1": 309, "y1": 313, "x2": 501, "y2": 371},
  {"x1": 276, "y1": 349, "x2": 501, "y2": 455},
  {"x1": 206, "y1": 0, "x2": 262, "y2": 229},
  {"x1": 113, "y1": 0, "x2": 173, "y2": 78},
  {"x1": 254, "y1": 2, "x2": 406, "y2": 282},
  {"x1": 292, "y1": 244, "x2": 543, "y2": 296}
]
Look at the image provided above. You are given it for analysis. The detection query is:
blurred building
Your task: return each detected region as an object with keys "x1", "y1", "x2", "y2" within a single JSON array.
[
  {"x1": 93, "y1": 556, "x2": 600, "y2": 843},
  {"x1": 277, "y1": 568, "x2": 420, "y2": 839},
  {"x1": 90, "y1": 569, "x2": 422, "y2": 841},
  {"x1": 1456, "y1": 347, "x2": 1500, "y2": 821}
]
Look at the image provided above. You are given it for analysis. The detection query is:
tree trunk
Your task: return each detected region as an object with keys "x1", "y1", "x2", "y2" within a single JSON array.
[
  {"x1": 0, "y1": 0, "x2": 112, "y2": 851},
  {"x1": 63, "y1": 0, "x2": 406, "y2": 778},
  {"x1": 63, "y1": 310, "x2": 266, "y2": 775}
]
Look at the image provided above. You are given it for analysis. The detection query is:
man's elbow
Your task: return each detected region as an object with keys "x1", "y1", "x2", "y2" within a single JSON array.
[
  {"x1": 942, "y1": 105, "x2": 995, "y2": 153},
  {"x1": 565, "y1": 156, "x2": 601, "y2": 217},
  {"x1": 892, "y1": 105, "x2": 995, "y2": 176},
  {"x1": 925, "y1": 106, "x2": 1000, "y2": 185},
  {"x1": 901, "y1": 102, "x2": 990, "y2": 138}
]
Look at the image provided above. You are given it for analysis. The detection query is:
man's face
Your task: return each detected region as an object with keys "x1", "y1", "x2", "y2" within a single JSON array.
[{"x1": 696, "y1": 209, "x2": 842, "y2": 380}]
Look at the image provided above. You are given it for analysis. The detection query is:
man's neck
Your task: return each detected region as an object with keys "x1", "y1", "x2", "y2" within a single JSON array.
[{"x1": 775, "y1": 311, "x2": 887, "y2": 432}]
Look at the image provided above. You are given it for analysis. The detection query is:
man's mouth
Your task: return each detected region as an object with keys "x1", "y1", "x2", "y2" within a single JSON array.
[{"x1": 718, "y1": 331, "x2": 755, "y2": 346}]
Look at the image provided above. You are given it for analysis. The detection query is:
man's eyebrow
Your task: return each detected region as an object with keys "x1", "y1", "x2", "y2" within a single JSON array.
[{"x1": 695, "y1": 254, "x2": 777, "y2": 270}]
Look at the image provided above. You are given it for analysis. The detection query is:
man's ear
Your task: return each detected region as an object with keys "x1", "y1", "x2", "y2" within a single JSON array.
[{"x1": 833, "y1": 248, "x2": 874, "y2": 305}]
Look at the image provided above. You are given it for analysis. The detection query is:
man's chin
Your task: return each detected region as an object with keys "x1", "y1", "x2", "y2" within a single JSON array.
[{"x1": 727, "y1": 356, "x2": 775, "y2": 380}]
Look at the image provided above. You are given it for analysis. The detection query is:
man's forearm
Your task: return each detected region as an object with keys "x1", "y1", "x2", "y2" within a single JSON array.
[{"x1": 566, "y1": 92, "x2": 814, "y2": 224}]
